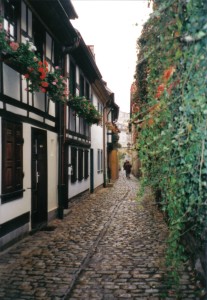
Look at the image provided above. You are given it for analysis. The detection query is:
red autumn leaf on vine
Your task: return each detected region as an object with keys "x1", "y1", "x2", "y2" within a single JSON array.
[
  {"x1": 148, "y1": 118, "x2": 154, "y2": 126},
  {"x1": 155, "y1": 83, "x2": 165, "y2": 98},
  {"x1": 167, "y1": 83, "x2": 174, "y2": 95},
  {"x1": 163, "y1": 66, "x2": 175, "y2": 82},
  {"x1": 132, "y1": 103, "x2": 140, "y2": 113},
  {"x1": 149, "y1": 103, "x2": 161, "y2": 113},
  {"x1": 167, "y1": 78, "x2": 180, "y2": 95}
]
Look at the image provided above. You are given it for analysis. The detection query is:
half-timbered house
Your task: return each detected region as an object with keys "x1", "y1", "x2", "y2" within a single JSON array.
[
  {"x1": 63, "y1": 37, "x2": 117, "y2": 199},
  {"x1": 0, "y1": 0, "x2": 119, "y2": 250},
  {"x1": 0, "y1": 0, "x2": 78, "y2": 249}
]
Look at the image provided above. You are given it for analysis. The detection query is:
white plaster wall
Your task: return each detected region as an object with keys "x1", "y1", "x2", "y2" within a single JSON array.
[
  {"x1": 0, "y1": 123, "x2": 58, "y2": 225},
  {"x1": 0, "y1": 123, "x2": 31, "y2": 224},
  {"x1": 33, "y1": 92, "x2": 45, "y2": 111},
  {"x1": 69, "y1": 177, "x2": 89, "y2": 199},
  {"x1": 91, "y1": 94, "x2": 104, "y2": 189},
  {"x1": 68, "y1": 146, "x2": 90, "y2": 199},
  {"x1": 48, "y1": 100, "x2": 55, "y2": 117},
  {"x1": 3, "y1": 64, "x2": 21, "y2": 100}
]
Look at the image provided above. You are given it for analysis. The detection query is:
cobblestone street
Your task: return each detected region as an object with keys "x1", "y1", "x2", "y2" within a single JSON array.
[{"x1": 0, "y1": 172, "x2": 200, "y2": 299}]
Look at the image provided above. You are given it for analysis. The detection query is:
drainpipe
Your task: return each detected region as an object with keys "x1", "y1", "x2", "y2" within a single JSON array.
[
  {"x1": 57, "y1": 37, "x2": 81, "y2": 219},
  {"x1": 58, "y1": 102, "x2": 64, "y2": 219},
  {"x1": 103, "y1": 101, "x2": 113, "y2": 187},
  {"x1": 205, "y1": 228, "x2": 207, "y2": 299},
  {"x1": 103, "y1": 105, "x2": 107, "y2": 187}
]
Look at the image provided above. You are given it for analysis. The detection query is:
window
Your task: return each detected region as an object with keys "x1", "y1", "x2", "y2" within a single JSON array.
[
  {"x1": 98, "y1": 101, "x2": 103, "y2": 115},
  {"x1": 84, "y1": 150, "x2": 89, "y2": 179},
  {"x1": 79, "y1": 117, "x2": 85, "y2": 135},
  {"x1": 33, "y1": 15, "x2": 45, "y2": 60},
  {"x1": 69, "y1": 107, "x2": 76, "y2": 132},
  {"x1": 71, "y1": 147, "x2": 77, "y2": 183},
  {"x1": 85, "y1": 123, "x2": 89, "y2": 137},
  {"x1": 100, "y1": 150, "x2": 103, "y2": 171},
  {"x1": 98, "y1": 101, "x2": 103, "y2": 126},
  {"x1": 54, "y1": 41, "x2": 62, "y2": 67},
  {"x1": 78, "y1": 149, "x2": 83, "y2": 181},
  {"x1": 3, "y1": 0, "x2": 19, "y2": 41},
  {"x1": 85, "y1": 82, "x2": 90, "y2": 100},
  {"x1": 79, "y1": 74, "x2": 84, "y2": 97},
  {"x1": 2, "y1": 119, "x2": 23, "y2": 203},
  {"x1": 69, "y1": 61, "x2": 76, "y2": 97},
  {"x1": 97, "y1": 149, "x2": 103, "y2": 173}
]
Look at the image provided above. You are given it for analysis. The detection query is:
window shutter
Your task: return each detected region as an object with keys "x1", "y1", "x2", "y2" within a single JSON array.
[
  {"x1": 2, "y1": 119, "x2": 23, "y2": 203},
  {"x1": 78, "y1": 149, "x2": 83, "y2": 181},
  {"x1": 71, "y1": 147, "x2": 77, "y2": 183},
  {"x1": 84, "y1": 150, "x2": 89, "y2": 179}
]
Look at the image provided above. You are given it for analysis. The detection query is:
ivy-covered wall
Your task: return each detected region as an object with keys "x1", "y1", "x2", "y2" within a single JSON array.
[{"x1": 134, "y1": 0, "x2": 207, "y2": 285}]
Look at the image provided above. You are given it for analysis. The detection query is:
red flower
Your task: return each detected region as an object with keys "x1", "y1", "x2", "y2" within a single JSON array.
[
  {"x1": 24, "y1": 74, "x2": 30, "y2": 79},
  {"x1": 40, "y1": 87, "x2": 46, "y2": 93},
  {"x1": 38, "y1": 67, "x2": 44, "y2": 73},
  {"x1": 43, "y1": 60, "x2": 48, "y2": 67},
  {"x1": 27, "y1": 67, "x2": 34, "y2": 72},
  {"x1": 41, "y1": 81, "x2": 49, "y2": 88},
  {"x1": 38, "y1": 61, "x2": 43, "y2": 66},
  {"x1": 10, "y1": 42, "x2": 19, "y2": 51},
  {"x1": 40, "y1": 74, "x2": 46, "y2": 80}
]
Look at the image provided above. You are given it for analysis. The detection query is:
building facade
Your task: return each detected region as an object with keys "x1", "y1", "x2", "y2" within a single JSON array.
[{"x1": 0, "y1": 0, "x2": 119, "y2": 250}]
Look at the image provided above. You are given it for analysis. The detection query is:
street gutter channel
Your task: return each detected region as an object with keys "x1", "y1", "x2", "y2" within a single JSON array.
[{"x1": 62, "y1": 187, "x2": 130, "y2": 299}]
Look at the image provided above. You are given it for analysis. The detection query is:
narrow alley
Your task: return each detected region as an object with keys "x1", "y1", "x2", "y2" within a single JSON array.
[{"x1": 0, "y1": 173, "x2": 199, "y2": 300}]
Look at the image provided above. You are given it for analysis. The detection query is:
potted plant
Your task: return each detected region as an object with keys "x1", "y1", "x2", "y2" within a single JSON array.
[{"x1": 68, "y1": 96, "x2": 102, "y2": 125}]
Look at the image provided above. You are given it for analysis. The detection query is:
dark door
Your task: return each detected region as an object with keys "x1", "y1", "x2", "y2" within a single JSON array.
[
  {"x1": 90, "y1": 149, "x2": 94, "y2": 193},
  {"x1": 31, "y1": 128, "x2": 47, "y2": 229}
]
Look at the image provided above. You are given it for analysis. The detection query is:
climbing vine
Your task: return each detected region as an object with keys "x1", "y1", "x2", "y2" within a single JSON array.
[{"x1": 133, "y1": 0, "x2": 207, "y2": 289}]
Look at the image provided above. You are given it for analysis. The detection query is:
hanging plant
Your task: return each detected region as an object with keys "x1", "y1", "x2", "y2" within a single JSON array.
[
  {"x1": 68, "y1": 96, "x2": 101, "y2": 125},
  {"x1": 24, "y1": 62, "x2": 68, "y2": 103},
  {"x1": 0, "y1": 18, "x2": 68, "y2": 103}
]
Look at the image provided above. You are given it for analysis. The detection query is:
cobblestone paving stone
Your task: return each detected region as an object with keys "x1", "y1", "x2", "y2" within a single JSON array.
[{"x1": 0, "y1": 172, "x2": 200, "y2": 300}]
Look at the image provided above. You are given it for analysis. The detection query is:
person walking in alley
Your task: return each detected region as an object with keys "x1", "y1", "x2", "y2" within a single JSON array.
[{"x1": 123, "y1": 160, "x2": 132, "y2": 178}]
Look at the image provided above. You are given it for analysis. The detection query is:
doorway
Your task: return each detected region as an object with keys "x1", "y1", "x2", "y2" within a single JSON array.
[{"x1": 31, "y1": 128, "x2": 47, "y2": 229}]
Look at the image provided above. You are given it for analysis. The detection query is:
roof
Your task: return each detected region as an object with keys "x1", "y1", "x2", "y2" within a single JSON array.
[{"x1": 26, "y1": 0, "x2": 78, "y2": 45}]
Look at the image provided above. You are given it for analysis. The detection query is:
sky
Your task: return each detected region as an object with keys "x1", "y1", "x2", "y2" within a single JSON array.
[{"x1": 71, "y1": 0, "x2": 152, "y2": 113}]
